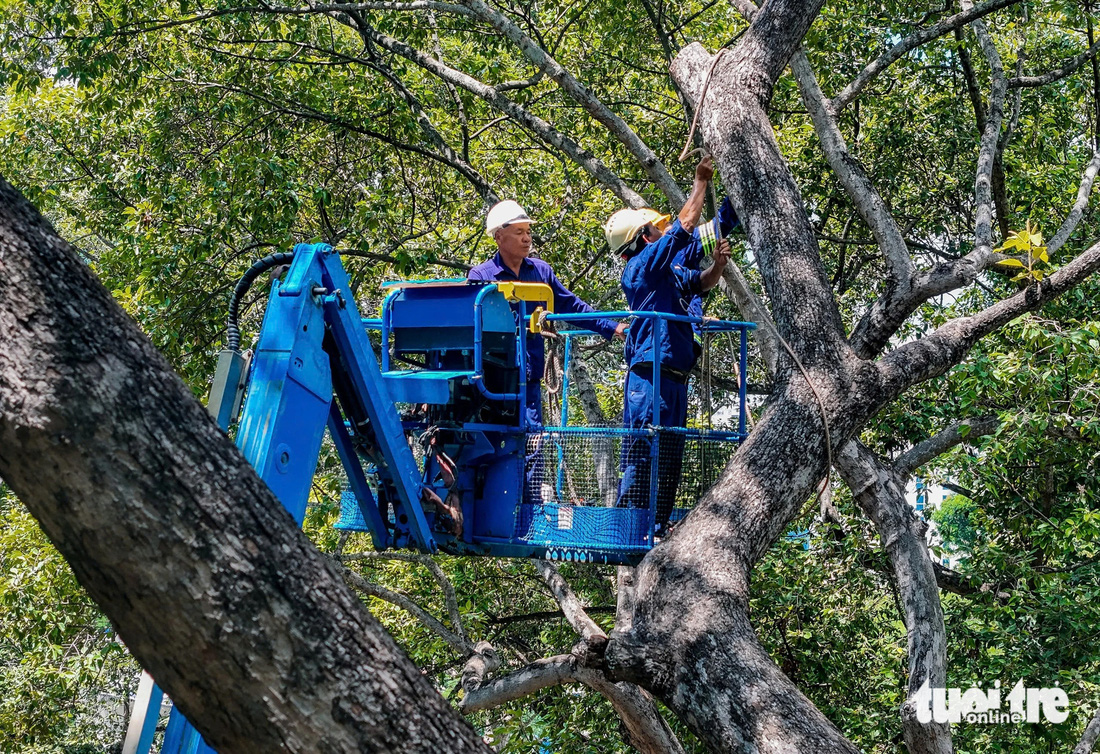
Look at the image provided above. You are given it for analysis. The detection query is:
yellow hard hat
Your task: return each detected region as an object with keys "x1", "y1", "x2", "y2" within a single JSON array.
[{"x1": 602, "y1": 208, "x2": 671, "y2": 254}]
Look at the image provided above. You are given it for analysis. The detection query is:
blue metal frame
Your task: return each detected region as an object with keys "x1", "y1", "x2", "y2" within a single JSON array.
[
  {"x1": 543, "y1": 310, "x2": 755, "y2": 440},
  {"x1": 554, "y1": 335, "x2": 573, "y2": 499},
  {"x1": 382, "y1": 282, "x2": 527, "y2": 403},
  {"x1": 145, "y1": 255, "x2": 757, "y2": 754},
  {"x1": 154, "y1": 243, "x2": 442, "y2": 753},
  {"x1": 356, "y1": 282, "x2": 757, "y2": 561}
]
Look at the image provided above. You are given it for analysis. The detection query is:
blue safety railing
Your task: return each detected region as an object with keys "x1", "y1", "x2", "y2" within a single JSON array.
[
  {"x1": 342, "y1": 279, "x2": 757, "y2": 560},
  {"x1": 543, "y1": 309, "x2": 754, "y2": 438}
]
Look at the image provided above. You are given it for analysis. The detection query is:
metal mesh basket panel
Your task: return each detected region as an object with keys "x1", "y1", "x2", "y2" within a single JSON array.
[
  {"x1": 513, "y1": 428, "x2": 737, "y2": 549},
  {"x1": 335, "y1": 486, "x2": 370, "y2": 531},
  {"x1": 546, "y1": 331, "x2": 746, "y2": 435}
]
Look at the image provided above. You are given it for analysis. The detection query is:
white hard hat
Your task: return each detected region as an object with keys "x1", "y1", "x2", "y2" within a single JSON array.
[
  {"x1": 486, "y1": 200, "x2": 536, "y2": 236},
  {"x1": 603, "y1": 208, "x2": 671, "y2": 255}
]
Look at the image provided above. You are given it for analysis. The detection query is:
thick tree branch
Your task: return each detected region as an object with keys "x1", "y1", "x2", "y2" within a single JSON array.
[
  {"x1": 637, "y1": 0, "x2": 782, "y2": 373},
  {"x1": 458, "y1": 653, "x2": 579, "y2": 710},
  {"x1": 533, "y1": 560, "x2": 607, "y2": 644},
  {"x1": 457, "y1": 0, "x2": 684, "y2": 205},
  {"x1": 607, "y1": 11, "x2": 888, "y2": 751},
  {"x1": 1010, "y1": 40, "x2": 1100, "y2": 88},
  {"x1": 75, "y1": 2, "x2": 475, "y2": 38},
  {"x1": 790, "y1": 49, "x2": 912, "y2": 292},
  {"x1": 851, "y1": 137, "x2": 1100, "y2": 358},
  {"x1": 1048, "y1": 146, "x2": 1100, "y2": 256},
  {"x1": 879, "y1": 236, "x2": 1100, "y2": 393},
  {"x1": 831, "y1": 0, "x2": 1022, "y2": 112},
  {"x1": 931, "y1": 562, "x2": 979, "y2": 596},
  {"x1": 615, "y1": 566, "x2": 636, "y2": 634},
  {"x1": 718, "y1": 263, "x2": 780, "y2": 377},
  {"x1": 353, "y1": 22, "x2": 647, "y2": 206},
  {"x1": 461, "y1": 641, "x2": 500, "y2": 695},
  {"x1": 0, "y1": 177, "x2": 491, "y2": 752},
  {"x1": 1074, "y1": 705, "x2": 1100, "y2": 754},
  {"x1": 672, "y1": 37, "x2": 848, "y2": 360},
  {"x1": 578, "y1": 672, "x2": 688, "y2": 754},
  {"x1": 835, "y1": 441, "x2": 951, "y2": 754},
  {"x1": 731, "y1": 0, "x2": 825, "y2": 88},
  {"x1": 963, "y1": 0, "x2": 1009, "y2": 261},
  {"x1": 893, "y1": 416, "x2": 999, "y2": 477},
  {"x1": 896, "y1": 412, "x2": 1100, "y2": 480},
  {"x1": 461, "y1": 651, "x2": 686, "y2": 753}
]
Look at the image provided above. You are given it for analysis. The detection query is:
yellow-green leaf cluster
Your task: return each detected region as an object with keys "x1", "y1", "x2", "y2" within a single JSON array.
[{"x1": 995, "y1": 220, "x2": 1049, "y2": 282}]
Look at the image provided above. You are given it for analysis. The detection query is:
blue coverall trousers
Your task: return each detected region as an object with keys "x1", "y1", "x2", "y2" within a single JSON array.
[
  {"x1": 617, "y1": 366, "x2": 688, "y2": 531},
  {"x1": 523, "y1": 380, "x2": 546, "y2": 503}
]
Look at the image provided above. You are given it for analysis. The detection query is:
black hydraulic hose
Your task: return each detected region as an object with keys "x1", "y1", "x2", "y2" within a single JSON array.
[{"x1": 226, "y1": 251, "x2": 296, "y2": 351}]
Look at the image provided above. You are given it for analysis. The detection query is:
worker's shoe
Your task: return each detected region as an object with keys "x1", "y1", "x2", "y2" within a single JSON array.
[{"x1": 653, "y1": 521, "x2": 675, "y2": 542}]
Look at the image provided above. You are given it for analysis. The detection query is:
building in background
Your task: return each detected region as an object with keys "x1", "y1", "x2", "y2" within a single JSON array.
[{"x1": 905, "y1": 476, "x2": 967, "y2": 568}]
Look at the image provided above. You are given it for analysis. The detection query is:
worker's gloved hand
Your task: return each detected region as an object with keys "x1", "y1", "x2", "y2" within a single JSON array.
[
  {"x1": 713, "y1": 238, "x2": 731, "y2": 270},
  {"x1": 695, "y1": 155, "x2": 714, "y2": 183}
]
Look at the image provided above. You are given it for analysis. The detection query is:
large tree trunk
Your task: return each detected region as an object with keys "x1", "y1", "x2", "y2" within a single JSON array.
[
  {"x1": 604, "y1": 3, "x2": 868, "y2": 750},
  {"x1": 606, "y1": 2, "x2": 1100, "y2": 748},
  {"x1": 0, "y1": 177, "x2": 491, "y2": 753},
  {"x1": 606, "y1": 393, "x2": 865, "y2": 753}
]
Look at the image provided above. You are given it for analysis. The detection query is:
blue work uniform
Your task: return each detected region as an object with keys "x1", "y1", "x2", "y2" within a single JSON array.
[
  {"x1": 469, "y1": 252, "x2": 618, "y2": 506},
  {"x1": 468, "y1": 252, "x2": 619, "y2": 428},
  {"x1": 678, "y1": 197, "x2": 741, "y2": 352},
  {"x1": 618, "y1": 199, "x2": 740, "y2": 531}
]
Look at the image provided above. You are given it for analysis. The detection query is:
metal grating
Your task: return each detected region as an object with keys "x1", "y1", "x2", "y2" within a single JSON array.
[{"x1": 513, "y1": 428, "x2": 738, "y2": 549}]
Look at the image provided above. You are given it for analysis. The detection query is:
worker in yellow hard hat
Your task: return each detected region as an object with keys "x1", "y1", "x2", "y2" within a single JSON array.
[{"x1": 605, "y1": 155, "x2": 739, "y2": 536}]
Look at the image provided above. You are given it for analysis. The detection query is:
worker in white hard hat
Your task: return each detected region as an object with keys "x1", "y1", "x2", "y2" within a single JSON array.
[
  {"x1": 469, "y1": 200, "x2": 626, "y2": 429},
  {"x1": 606, "y1": 155, "x2": 739, "y2": 537},
  {"x1": 470, "y1": 199, "x2": 627, "y2": 505}
]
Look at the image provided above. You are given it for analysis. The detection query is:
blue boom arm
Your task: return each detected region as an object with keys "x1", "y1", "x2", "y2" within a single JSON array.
[
  {"x1": 234, "y1": 242, "x2": 434, "y2": 547},
  {"x1": 143, "y1": 243, "x2": 437, "y2": 754}
]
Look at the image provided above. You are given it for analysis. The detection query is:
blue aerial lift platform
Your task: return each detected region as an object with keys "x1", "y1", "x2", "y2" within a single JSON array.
[{"x1": 123, "y1": 242, "x2": 754, "y2": 753}]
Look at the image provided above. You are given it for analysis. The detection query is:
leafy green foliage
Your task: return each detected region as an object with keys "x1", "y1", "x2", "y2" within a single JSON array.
[
  {"x1": 0, "y1": 486, "x2": 138, "y2": 752},
  {"x1": 931, "y1": 494, "x2": 981, "y2": 549},
  {"x1": 996, "y1": 220, "x2": 1050, "y2": 283},
  {"x1": 2, "y1": 0, "x2": 1100, "y2": 750}
]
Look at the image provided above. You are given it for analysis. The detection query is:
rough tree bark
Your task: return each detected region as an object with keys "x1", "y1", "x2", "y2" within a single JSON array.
[
  {"x1": 6, "y1": 1, "x2": 1100, "y2": 750},
  {"x1": 0, "y1": 177, "x2": 491, "y2": 752},
  {"x1": 834, "y1": 442, "x2": 951, "y2": 754},
  {"x1": 602, "y1": 2, "x2": 1100, "y2": 752},
  {"x1": 606, "y1": 4, "x2": 871, "y2": 753}
]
